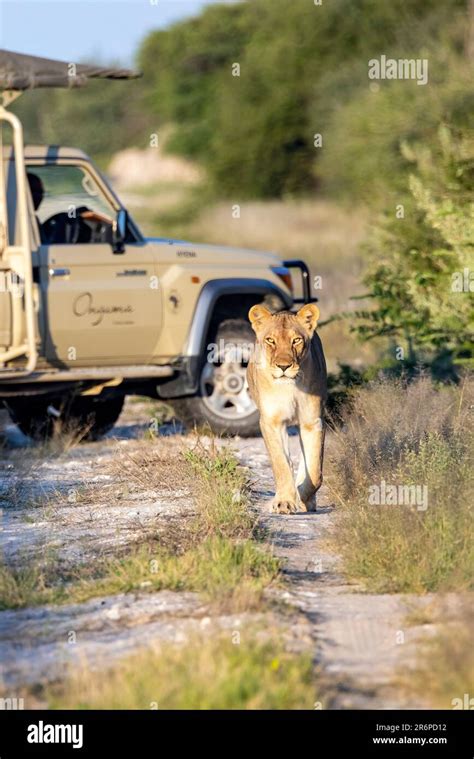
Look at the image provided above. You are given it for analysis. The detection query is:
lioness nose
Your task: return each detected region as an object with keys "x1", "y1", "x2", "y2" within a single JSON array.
[{"x1": 276, "y1": 363, "x2": 291, "y2": 372}]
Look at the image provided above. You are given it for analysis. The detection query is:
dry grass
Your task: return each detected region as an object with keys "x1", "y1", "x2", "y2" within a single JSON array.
[
  {"x1": 187, "y1": 199, "x2": 366, "y2": 271},
  {"x1": 105, "y1": 444, "x2": 195, "y2": 494},
  {"x1": 38, "y1": 420, "x2": 93, "y2": 454},
  {"x1": 45, "y1": 632, "x2": 316, "y2": 710},
  {"x1": 327, "y1": 376, "x2": 474, "y2": 593},
  {"x1": 1, "y1": 418, "x2": 191, "y2": 517},
  {"x1": 406, "y1": 601, "x2": 474, "y2": 709}
]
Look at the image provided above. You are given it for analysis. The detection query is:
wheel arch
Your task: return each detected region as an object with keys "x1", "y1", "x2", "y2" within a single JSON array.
[
  {"x1": 185, "y1": 278, "x2": 291, "y2": 360},
  {"x1": 157, "y1": 278, "x2": 291, "y2": 400}
]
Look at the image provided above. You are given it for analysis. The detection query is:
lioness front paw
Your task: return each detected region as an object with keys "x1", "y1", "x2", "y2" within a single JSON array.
[
  {"x1": 271, "y1": 499, "x2": 297, "y2": 514},
  {"x1": 270, "y1": 496, "x2": 301, "y2": 514}
]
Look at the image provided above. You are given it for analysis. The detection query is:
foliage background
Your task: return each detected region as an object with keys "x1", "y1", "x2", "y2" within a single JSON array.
[{"x1": 11, "y1": 0, "x2": 474, "y2": 375}]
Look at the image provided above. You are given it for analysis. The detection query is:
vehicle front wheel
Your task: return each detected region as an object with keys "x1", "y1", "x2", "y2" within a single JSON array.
[
  {"x1": 5, "y1": 394, "x2": 125, "y2": 442},
  {"x1": 172, "y1": 319, "x2": 260, "y2": 437}
]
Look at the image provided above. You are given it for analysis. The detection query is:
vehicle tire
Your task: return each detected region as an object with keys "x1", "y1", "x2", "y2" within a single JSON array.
[
  {"x1": 5, "y1": 394, "x2": 125, "y2": 442},
  {"x1": 172, "y1": 319, "x2": 260, "y2": 437}
]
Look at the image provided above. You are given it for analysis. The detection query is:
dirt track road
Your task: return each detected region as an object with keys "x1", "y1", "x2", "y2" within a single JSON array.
[
  {"x1": 0, "y1": 402, "x2": 434, "y2": 707},
  {"x1": 235, "y1": 436, "x2": 434, "y2": 709}
]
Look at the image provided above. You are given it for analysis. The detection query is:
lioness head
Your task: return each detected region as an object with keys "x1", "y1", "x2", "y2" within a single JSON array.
[{"x1": 248, "y1": 304, "x2": 320, "y2": 380}]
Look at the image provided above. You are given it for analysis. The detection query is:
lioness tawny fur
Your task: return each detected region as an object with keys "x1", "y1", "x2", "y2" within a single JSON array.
[{"x1": 247, "y1": 304, "x2": 327, "y2": 514}]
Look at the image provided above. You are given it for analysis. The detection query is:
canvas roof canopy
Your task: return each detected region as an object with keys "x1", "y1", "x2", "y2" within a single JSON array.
[{"x1": 0, "y1": 49, "x2": 141, "y2": 91}]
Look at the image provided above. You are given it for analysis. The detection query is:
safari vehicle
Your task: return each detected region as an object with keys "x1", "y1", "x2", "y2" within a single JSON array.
[{"x1": 0, "y1": 50, "x2": 315, "y2": 439}]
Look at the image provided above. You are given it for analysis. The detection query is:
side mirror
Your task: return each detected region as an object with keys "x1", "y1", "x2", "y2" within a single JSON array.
[{"x1": 112, "y1": 209, "x2": 127, "y2": 254}]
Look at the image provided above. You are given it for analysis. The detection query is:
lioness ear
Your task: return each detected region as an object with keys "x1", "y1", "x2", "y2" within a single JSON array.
[
  {"x1": 248, "y1": 304, "x2": 273, "y2": 332},
  {"x1": 296, "y1": 303, "x2": 320, "y2": 335}
]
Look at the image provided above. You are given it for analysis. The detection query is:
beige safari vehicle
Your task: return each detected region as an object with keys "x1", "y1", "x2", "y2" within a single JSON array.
[{"x1": 0, "y1": 51, "x2": 315, "y2": 439}]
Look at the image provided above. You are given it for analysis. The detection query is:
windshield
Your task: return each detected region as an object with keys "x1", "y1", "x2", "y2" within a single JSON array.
[{"x1": 25, "y1": 164, "x2": 115, "y2": 223}]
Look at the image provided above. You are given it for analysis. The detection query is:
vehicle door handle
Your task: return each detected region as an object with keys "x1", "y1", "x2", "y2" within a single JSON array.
[{"x1": 49, "y1": 268, "x2": 70, "y2": 278}]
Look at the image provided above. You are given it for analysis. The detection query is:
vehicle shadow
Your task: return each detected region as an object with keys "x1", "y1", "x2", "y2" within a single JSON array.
[
  {"x1": 110, "y1": 418, "x2": 186, "y2": 440},
  {"x1": 0, "y1": 415, "x2": 186, "y2": 449}
]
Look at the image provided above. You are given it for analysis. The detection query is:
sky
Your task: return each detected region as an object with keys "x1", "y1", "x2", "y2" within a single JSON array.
[{"x1": 0, "y1": 0, "x2": 231, "y2": 66}]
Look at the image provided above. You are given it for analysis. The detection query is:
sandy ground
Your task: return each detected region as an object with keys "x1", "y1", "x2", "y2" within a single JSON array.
[{"x1": 0, "y1": 402, "x2": 438, "y2": 707}]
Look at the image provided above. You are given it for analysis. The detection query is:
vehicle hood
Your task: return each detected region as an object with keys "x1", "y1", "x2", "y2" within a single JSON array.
[{"x1": 145, "y1": 237, "x2": 283, "y2": 267}]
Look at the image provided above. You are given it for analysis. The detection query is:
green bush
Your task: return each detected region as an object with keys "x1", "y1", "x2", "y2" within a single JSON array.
[
  {"x1": 352, "y1": 126, "x2": 474, "y2": 377},
  {"x1": 317, "y1": 63, "x2": 474, "y2": 204},
  {"x1": 11, "y1": 0, "x2": 472, "y2": 200},
  {"x1": 138, "y1": 0, "x2": 470, "y2": 198}
]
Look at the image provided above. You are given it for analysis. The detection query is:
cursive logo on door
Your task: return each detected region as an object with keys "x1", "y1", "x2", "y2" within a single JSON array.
[{"x1": 73, "y1": 292, "x2": 134, "y2": 326}]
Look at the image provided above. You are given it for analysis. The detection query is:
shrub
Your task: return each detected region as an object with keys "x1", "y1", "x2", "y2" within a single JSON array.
[{"x1": 351, "y1": 127, "x2": 474, "y2": 379}]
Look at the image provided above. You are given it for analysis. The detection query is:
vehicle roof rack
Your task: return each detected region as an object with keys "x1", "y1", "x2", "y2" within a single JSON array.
[{"x1": 0, "y1": 49, "x2": 141, "y2": 93}]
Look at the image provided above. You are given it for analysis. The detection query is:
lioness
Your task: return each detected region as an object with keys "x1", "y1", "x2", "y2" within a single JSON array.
[{"x1": 247, "y1": 303, "x2": 327, "y2": 514}]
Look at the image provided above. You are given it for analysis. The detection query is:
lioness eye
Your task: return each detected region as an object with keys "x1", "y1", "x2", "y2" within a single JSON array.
[
  {"x1": 265, "y1": 337, "x2": 275, "y2": 345},
  {"x1": 293, "y1": 337, "x2": 303, "y2": 344}
]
